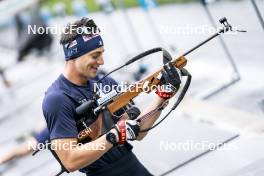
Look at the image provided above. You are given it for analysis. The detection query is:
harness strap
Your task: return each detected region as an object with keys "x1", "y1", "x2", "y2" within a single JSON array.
[{"x1": 48, "y1": 144, "x2": 70, "y2": 175}]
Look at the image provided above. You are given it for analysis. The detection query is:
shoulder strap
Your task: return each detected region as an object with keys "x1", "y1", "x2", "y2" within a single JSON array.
[{"x1": 47, "y1": 144, "x2": 70, "y2": 176}]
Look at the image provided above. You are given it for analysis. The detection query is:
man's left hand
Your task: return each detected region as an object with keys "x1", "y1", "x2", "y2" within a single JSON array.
[{"x1": 156, "y1": 62, "x2": 181, "y2": 99}]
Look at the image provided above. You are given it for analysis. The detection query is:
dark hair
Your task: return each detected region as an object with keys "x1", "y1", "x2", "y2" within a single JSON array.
[{"x1": 60, "y1": 17, "x2": 100, "y2": 45}]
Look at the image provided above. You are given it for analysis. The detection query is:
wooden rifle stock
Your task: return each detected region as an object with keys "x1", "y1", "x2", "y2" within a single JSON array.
[{"x1": 107, "y1": 56, "x2": 187, "y2": 113}]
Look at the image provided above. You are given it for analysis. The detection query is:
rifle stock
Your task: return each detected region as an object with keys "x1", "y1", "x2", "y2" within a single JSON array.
[{"x1": 107, "y1": 56, "x2": 187, "y2": 113}]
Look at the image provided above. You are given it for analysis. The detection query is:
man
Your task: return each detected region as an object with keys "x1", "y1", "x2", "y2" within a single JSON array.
[{"x1": 42, "y1": 17, "x2": 180, "y2": 176}]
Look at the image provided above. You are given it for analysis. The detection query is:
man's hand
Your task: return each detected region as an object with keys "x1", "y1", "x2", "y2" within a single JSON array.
[
  {"x1": 115, "y1": 119, "x2": 140, "y2": 144},
  {"x1": 162, "y1": 62, "x2": 181, "y2": 87},
  {"x1": 156, "y1": 62, "x2": 181, "y2": 99}
]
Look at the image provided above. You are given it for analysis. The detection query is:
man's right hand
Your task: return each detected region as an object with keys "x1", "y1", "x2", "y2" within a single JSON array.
[{"x1": 114, "y1": 119, "x2": 140, "y2": 145}]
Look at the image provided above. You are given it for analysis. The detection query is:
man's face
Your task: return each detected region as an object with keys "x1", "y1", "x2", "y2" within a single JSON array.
[{"x1": 74, "y1": 47, "x2": 105, "y2": 78}]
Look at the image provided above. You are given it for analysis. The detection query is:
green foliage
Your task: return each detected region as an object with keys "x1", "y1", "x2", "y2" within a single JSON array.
[
  {"x1": 43, "y1": 0, "x2": 197, "y2": 15},
  {"x1": 85, "y1": 0, "x2": 101, "y2": 12}
]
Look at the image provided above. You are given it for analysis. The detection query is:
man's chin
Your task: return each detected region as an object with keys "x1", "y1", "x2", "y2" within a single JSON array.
[{"x1": 89, "y1": 72, "x2": 97, "y2": 78}]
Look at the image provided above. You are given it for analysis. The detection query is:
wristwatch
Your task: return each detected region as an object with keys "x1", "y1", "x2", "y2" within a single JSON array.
[{"x1": 106, "y1": 131, "x2": 117, "y2": 146}]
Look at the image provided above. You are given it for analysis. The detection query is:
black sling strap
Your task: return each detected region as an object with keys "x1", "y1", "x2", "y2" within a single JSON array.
[{"x1": 48, "y1": 144, "x2": 70, "y2": 175}]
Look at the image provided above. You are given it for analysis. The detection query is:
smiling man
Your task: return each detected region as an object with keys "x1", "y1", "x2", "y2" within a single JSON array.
[{"x1": 42, "y1": 17, "x2": 179, "y2": 176}]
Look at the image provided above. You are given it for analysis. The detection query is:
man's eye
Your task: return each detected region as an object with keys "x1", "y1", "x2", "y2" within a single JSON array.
[{"x1": 92, "y1": 55, "x2": 99, "y2": 59}]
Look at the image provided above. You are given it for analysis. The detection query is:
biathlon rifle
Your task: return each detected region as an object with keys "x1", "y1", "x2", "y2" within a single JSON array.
[{"x1": 75, "y1": 17, "x2": 246, "y2": 142}]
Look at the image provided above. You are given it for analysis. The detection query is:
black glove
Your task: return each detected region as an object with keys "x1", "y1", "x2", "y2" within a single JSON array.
[
  {"x1": 115, "y1": 119, "x2": 140, "y2": 144},
  {"x1": 161, "y1": 62, "x2": 181, "y2": 88},
  {"x1": 156, "y1": 62, "x2": 181, "y2": 99}
]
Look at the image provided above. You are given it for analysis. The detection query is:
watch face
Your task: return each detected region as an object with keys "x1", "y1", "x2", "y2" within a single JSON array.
[{"x1": 107, "y1": 132, "x2": 116, "y2": 144}]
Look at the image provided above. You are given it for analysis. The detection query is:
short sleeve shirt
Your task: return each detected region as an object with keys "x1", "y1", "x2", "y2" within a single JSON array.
[{"x1": 42, "y1": 74, "x2": 131, "y2": 174}]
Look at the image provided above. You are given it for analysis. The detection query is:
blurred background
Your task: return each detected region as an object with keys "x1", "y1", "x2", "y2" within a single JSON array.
[{"x1": 0, "y1": 0, "x2": 264, "y2": 175}]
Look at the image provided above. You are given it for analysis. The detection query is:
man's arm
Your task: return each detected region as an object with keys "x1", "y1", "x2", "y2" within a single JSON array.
[
  {"x1": 137, "y1": 63, "x2": 182, "y2": 140},
  {"x1": 137, "y1": 96, "x2": 166, "y2": 140},
  {"x1": 52, "y1": 128, "x2": 118, "y2": 172},
  {"x1": 43, "y1": 92, "x2": 121, "y2": 172}
]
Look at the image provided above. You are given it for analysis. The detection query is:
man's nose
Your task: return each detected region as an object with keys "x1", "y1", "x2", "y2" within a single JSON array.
[{"x1": 97, "y1": 56, "x2": 104, "y2": 65}]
